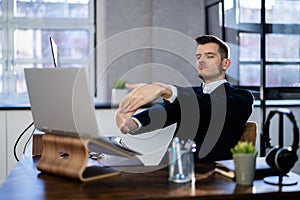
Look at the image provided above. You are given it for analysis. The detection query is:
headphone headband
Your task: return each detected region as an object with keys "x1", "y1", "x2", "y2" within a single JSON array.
[{"x1": 264, "y1": 108, "x2": 299, "y2": 153}]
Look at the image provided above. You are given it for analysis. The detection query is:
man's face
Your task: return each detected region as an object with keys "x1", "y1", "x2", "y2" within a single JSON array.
[{"x1": 195, "y1": 43, "x2": 228, "y2": 83}]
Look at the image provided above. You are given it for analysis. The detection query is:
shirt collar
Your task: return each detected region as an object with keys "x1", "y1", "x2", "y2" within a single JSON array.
[{"x1": 203, "y1": 79, "x2": 227, "y2": 94}]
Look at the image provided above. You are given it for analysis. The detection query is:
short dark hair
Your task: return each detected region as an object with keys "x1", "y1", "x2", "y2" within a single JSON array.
[{"x1": 195, "y1": 35, "x2": 230, "y2": 59}]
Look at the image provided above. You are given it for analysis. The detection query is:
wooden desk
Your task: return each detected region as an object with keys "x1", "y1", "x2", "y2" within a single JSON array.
[{"x1": 1, "y1": 155, "x2": 300, "y2": 200}]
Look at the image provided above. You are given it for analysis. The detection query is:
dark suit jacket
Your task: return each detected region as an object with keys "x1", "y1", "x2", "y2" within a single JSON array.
[{"x1": 133, "y1": 82, "x2": 254, "y2": 163}]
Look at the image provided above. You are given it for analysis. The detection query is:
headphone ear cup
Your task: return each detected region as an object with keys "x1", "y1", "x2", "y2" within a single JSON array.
[
  {"x1": 266, "y1": 146, "x2": 279, "y2": 169},
  {"x1": 275, "y1": 147, "x2": 298, "y2": 173}
]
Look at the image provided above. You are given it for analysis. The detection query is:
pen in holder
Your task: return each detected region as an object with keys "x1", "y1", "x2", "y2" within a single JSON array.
[{"x1": 168, "y1": 137, "x2": 196, "y2": 183}]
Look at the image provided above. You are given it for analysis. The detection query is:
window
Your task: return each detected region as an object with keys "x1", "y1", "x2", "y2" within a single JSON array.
[
  {"x1": 237, "y1": 0, "x2": 300, "y2": 89},
  {"x1": 0, "y1": 0, "x2": 95, "y2": 105},
  {"x1": 206, "y1": 0, "x2": 300, "y2": 99}
]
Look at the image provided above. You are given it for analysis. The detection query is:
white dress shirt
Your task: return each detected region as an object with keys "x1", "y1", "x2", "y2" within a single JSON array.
[{"x1": 202, "y1": 79, "x2": 227, "y2": 94}]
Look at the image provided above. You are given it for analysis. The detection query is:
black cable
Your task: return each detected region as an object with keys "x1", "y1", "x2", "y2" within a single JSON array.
[
  {"x1": 13, "y1": 122, "x2": 35, "y2": 162},
  {"x1": 23, "y1": 127, "x2": 36, "y2": 155}
]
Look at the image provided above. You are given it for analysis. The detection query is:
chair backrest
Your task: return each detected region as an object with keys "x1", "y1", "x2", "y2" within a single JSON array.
[{"x1": 239, "y1": 121, "x2": 257, "y2": 145}]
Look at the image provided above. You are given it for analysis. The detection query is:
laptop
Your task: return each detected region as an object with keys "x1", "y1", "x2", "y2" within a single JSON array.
[
  {"x1": 25, "y1": 37, "x2": 175, "y2": 167},
  {"x1": 24, "y1": 39, "x2": 141, "y2": 160}
]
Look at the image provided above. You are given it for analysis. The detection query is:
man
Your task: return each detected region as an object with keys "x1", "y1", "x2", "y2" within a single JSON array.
[{"x1": 116, "y1": 35, "x2": 254, "y2": 163}]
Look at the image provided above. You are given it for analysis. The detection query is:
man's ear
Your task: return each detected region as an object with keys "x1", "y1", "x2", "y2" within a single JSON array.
[{"x1": 222, "y1": 58, "x2": 231, "y2": 70}]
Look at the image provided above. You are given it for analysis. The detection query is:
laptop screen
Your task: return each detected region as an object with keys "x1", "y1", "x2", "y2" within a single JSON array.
[{"x1": 24, "y1": 67, "x2": 100, "y2": 138}]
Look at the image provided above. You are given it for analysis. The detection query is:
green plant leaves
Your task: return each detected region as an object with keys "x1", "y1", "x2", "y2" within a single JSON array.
[{"x1": 230, "y1": 141, "x2": 258, "y2": 156}]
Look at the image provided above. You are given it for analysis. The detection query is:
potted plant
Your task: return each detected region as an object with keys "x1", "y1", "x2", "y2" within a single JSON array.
[
  {"x1": 231, "y1": 141, "x2": 258, "y2": 185},
  {"x1": 111, "y1": 79, "x2": 128, "y2": 105}
]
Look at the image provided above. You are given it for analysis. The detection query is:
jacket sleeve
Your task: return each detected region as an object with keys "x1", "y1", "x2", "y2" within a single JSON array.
[{"x1": 132, "y1": 86, "x2": 200, "y2": 134}]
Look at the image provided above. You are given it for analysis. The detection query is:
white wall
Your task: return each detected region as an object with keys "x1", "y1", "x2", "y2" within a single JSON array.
[
  {"x1": 0, "y1": 110, "x2": 34, "y2": 186},
  {"x1": 6, "y1": 111, "x2": 34, "y2": 173}
]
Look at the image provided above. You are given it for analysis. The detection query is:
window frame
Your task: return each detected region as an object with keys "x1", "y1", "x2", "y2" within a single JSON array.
[
  {"x1": 205, "y1": 0, "x2": 300, "y2": 100},
  {"x1": 0, "y1": 0, "x2": 96, "y2": 105}
]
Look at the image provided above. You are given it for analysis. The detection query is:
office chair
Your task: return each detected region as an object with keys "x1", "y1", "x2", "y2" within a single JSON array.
[{"x1": 239, "y1": 121, "x2": 257, "y2": 145}]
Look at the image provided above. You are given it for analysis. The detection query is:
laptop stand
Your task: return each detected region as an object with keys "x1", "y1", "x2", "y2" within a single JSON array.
[{"x1": 37, "y1": 133, "x2": 121, "y2": 182}]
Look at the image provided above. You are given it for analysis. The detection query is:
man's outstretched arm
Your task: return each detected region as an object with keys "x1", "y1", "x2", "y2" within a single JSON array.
[{"x1": 116, "y1": 83, "x2": 173, "y2": 134}]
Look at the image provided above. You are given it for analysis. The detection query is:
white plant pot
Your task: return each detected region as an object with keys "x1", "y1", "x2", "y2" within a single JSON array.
[
  {"x1": 233, "y1": 154, "x2": 256, "y2": 186},
  {"x1": 111, "y1": 88, "x2": 128, "y2": 105}
]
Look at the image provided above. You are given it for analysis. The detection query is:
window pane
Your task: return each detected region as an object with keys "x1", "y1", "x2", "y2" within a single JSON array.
[
  {"x1": 239, "y1": 64, "x2": 260, "y2": 86},
  {"x1": 266, "y1": 65, "x2": 300, "y2": 87},
  {"x1": 15, "y1": 0, "x2": 90, "y2": 18},
  {"x1": 239, "y1": 33, "x2": 260, "y2": 61},
  {"x1": 208, "y1": 2, "x2": 222, "y2": 38},
  {"x1": 266, "y1": 34, "x2": 300, "y2": 62},
  {"x1": 14, "y1": 29, "x2": 89, "y2": 60},
  {"x1": 224, "y1": 0, "x2": 237, "y2": 29},
  {"x1": 266, "y1": 0, "x2": 300, "y2": 24},
  {"x1": 238, "y1": 0, "x2": 261, "y2": 23},
  {"x1": 0, "y1": 0, "x2": 2, "y2": 16}
]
